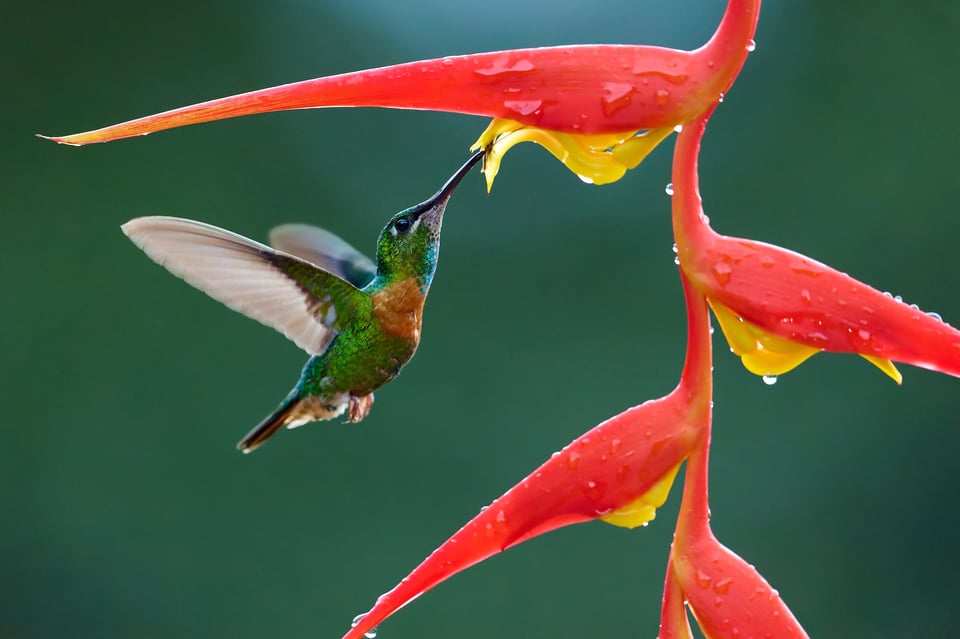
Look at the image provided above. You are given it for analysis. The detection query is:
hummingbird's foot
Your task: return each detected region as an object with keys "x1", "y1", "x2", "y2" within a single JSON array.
[{"x1": 347, "y1": 393, "x2": 375, "y2": 423}]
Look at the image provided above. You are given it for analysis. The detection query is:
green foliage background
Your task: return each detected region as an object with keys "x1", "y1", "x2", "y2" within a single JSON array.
[{"x1": 4, "y1": 1, "x2": 958, "y2": 637}]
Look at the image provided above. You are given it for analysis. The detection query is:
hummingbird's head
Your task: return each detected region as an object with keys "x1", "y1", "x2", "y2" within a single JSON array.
[{"x1": 375, "y1": 150, "x2": 483, "y2": 284}]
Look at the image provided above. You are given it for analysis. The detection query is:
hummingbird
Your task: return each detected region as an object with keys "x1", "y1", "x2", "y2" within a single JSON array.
[{"x1": 122, "y1": 150, "x2": 483, "y2": 453}]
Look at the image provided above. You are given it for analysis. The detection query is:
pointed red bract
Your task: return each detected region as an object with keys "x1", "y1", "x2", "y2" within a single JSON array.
[
  {"x1": 344, "y1": 388, "x2": 702, "y2": 639},
  {"x1": 673, "y1": 109, "x2": 960, "y2": 379},
  {"x1": 41, "y1": 1, "x2": 759, "y2": 146}
]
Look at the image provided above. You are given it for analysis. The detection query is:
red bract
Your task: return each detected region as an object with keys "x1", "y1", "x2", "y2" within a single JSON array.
[
  {"x1": 41, "y1": 0, "x2": 756, "y2": 147},
  {"x1": 673, "y1": 109, "x2": 960, "y2": 382},
  {"x1": 344, "y1": 274, "x2": 715, "y2": 639},
  {"x1": 40, "y1": 3, "x2": 760, "y2": 188}
]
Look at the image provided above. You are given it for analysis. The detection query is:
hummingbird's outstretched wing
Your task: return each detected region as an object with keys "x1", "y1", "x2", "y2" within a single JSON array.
[
  {"x1": 122, "y1": 216, "x2": 371, "y2": 356},
  {"x1": 269, "y1": 224, "x2": 376, "y2": 289}
]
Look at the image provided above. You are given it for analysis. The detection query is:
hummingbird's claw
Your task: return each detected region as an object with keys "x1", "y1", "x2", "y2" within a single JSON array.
[{"x1": 347, "y1": 393, "x2": 375, "y2": 423}]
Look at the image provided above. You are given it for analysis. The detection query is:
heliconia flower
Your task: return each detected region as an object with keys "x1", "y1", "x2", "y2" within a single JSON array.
[
  {"x1": 657, "y1": 440, "x2": 808, "y2": 639},
  {"x1": 672, "y1": 109, "x2": 960, "y2": 383},
  {"x1": 40, "y1": 0, "x2": 759, "y2": 189},
  {"x1": 343, "y1": 273, "x2": 715, "y2": 639}
]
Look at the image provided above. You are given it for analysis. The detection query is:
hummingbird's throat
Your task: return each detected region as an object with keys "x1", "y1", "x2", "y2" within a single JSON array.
[{"x1": 371, "y1": 277, "x2": 428, "y2": 342}]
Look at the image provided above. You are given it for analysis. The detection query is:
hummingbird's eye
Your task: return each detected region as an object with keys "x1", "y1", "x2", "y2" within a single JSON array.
[{"x1": 393, "y1": 216, "x2": 412, "y2": 235}]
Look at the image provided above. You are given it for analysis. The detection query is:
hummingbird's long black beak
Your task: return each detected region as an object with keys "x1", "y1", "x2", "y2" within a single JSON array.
[{"x1": 411, "y1": 149, "x2": 484, "y2": 218}]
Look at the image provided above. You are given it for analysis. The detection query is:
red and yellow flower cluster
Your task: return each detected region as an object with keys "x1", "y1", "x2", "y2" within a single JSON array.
[{"x1": 44, "y1": 1, "x2": 960, "y2": 637}]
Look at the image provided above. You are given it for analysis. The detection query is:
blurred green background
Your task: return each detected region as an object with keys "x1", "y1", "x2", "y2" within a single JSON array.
[{"x1": 4, "y1": 1, "x2": 959, "y2": 637}]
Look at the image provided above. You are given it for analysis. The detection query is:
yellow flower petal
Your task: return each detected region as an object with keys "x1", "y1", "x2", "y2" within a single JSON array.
[
  {"x1": 600, "y1": 462, "x2": 682, "y2": 529},
  {"x1": 708, "y1": 300, "x2": 820, "y2": 376},
  {"x1": 861, "y1": 355, "x2": 903, "y2": 385},
  {"x1": 471, "y1": 118, "x2": 674, "y2": 191}
]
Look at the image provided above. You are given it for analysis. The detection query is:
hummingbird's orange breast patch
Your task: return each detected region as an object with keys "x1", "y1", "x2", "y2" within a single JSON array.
[{"x1": 371, "y1": 278, "x2": 427, "y2": 342}]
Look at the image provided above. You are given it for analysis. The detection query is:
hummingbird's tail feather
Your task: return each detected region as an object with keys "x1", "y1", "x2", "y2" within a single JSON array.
[{"x1": 237, "y1": 390, "x2": 348, "y2": 454}]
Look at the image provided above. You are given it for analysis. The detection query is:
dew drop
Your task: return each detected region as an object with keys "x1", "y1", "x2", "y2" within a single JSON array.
[
  {"x1": 601, "y1": 82, "x2": 635, "y2": 115},
  {"x1": 672, "y1": 243, "x2": 679, "y2": 254},
  {"x1": 567, "y1": 451, "x2": 582, "y2": 470},
  {"x1": 674, "y1": 124, "x2": 684, "y2": 133},
  {"x1": 578, "y1": 174, "x2": 595, "y2": 184},
  {"x1": 503, "y1": 99, "x2": 542, "y2": 116},
  {"x1": 711, "y1": 262, "x2": 733, "y2": 287},
  {"x1": 928, "y1": 311, "x2": 944, "y2": 322},
  {"x1": 894, "y1": 294, "x2": 903, "y2": 303},
  {"x1": 718, "y1": 92, "x2": 725, "y2": 103},
  {"x1": 714, "y1": 577, "x2": 733, "y2": 593},
  {"x1": 857, "y1": 329, "x2": 871, "y2": 341},
  {"x1": 351, "y1": 614, "x2": 379, "y2": 639},
  {"x1": 695, "y1": 570, "x2": 712, "y2": 588},
  {"x1": 665, "y1": 182, "x2": 675, "y2": 196},
  {"x1": 709, "y1": 326, "x2": 715, "y2": 335},
  {"x1": 654, "y1": 88, "x2": 671, "y2": 106},
  {"x1": 762, "y1": 375, "x2": 778, "y2": 386},
  {"x1": 674, "y1": 255, "x2": 681, "y2": 265},
  {"x1": 475, "y1": 58, "x2": 535, "y2": 77},
  {"x1": 799, "y1": 289, "x2": 812, "y2": 305},
  {"x1": 582, "y1": 479, "x2": 604, "y2": 501},
  {"x1": 746, "y1": 39, "x2": 757, "y2": 52}
]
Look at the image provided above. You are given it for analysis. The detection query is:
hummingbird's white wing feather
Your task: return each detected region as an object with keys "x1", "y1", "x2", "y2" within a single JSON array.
[
  {"x1": 269, "y1": 224, "x2": 376, "y2": 289},
  {"x1": 122, "y1": 216, "x2": 369, "y2": 356}
]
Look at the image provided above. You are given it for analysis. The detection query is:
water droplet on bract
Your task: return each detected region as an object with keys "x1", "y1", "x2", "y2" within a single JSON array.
[
  {"x1": 601, "y1": 82, "x2": 635, "y2": 115},
  {"x1": 894, "y1": 294, "x2": 903, "y2": 303},
  {"x1": 674, "y1": 124, "x2": 684, "y2": 133},
  {"x1": 672, "y1": 243, "x2": 679, "y2": 254},
  {"x1": 883, "y1": 291, "x2": 893, "y2": 298},
  {"x1": 351, "y1": 614, "x2": 379, "y2": 639},
  {"x1": 858, "y1": 329, "x2": 871, "y2": 341},
  {"x1": 746, "y1": 39, "x2": 757, "y2": 52},
  {"x1": 928, "y1": 311, "x2": 944, "y2": 322},
  {"x1": 709, "y1": 326, "x2": 715, "y2": 335},
  {"x1": 654, "y1": 89, "x2": 671, "y2": 106},
  {"x1": 711, "y1": 262, "x2": 733, "y2": 286},
  {"x1": 674, "y1": 256, "x2": 681, "y2": 265},
  {"x1": 762, "y1": 375, "x2": 778, "y2": 386},
  {"x1": 718, "y1": 93, "x2": 725, "y2": 103},
  {"x1": 578, "y1": 174, "x2": 595, "y2": 184},
  {"x1": 475, "y1": 58, "x2": 535, "y2": 77},
  {"x1": 714, "y1": 577, "x2": 733, "y2": 593},
  {"x1": 503, "y1": 99, "x2": 542, "y2": 116},
  {"x1": 695, "y1": 570, "x2": 712, "y2": 588},
  {"x1": 665, "y1": 182, "x2": 674, "y2": 196}
]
